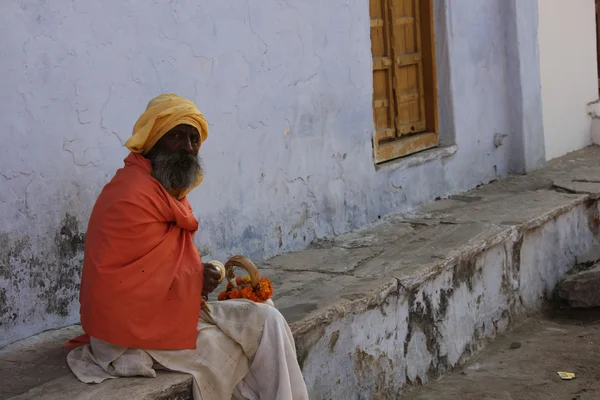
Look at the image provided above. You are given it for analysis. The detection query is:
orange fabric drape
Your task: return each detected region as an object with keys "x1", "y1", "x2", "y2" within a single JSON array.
[{"x1": 69, "y1": 153, "x2": 204, "y2": 350}]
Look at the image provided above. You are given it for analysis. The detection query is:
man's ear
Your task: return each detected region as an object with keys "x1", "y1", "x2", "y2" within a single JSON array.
[{"x1": 144, "y1": 140, "x2": 163, "y2": 159}]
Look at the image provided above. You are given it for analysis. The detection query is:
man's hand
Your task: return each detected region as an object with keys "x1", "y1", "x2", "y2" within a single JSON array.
[{"x1": 202, "y1": 262, "x2": 222, "y2": 297}]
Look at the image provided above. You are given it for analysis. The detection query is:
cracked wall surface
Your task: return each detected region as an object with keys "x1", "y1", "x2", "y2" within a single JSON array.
[{"x1": 0, "y1": 0, "x2": 542, "y2": 345}]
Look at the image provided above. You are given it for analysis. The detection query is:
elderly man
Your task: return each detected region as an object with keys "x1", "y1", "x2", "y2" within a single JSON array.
[{"x1": 66, "y1": 94, "x2": 308, "y2": 400}]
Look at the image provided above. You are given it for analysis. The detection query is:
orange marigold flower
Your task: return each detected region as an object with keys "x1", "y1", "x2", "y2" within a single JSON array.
[
  {"x1": 236, "y1": 276, "x2": 252, "y2": 286},
  {"x1": 217, "y1": 291, "x2": 229, "y2": 301},
  {"x1": 242, "y1": 286, "x2": 261, "y2": 302},
  {"x1": 256, "y1": 278, "x2": 274, "y2": 301},
  {"x1": 240, "y1": 286, "x2": 253, "y2": 298},
  {"x1": 218, "y1": 277, "x2": 274, "y2": 303}
]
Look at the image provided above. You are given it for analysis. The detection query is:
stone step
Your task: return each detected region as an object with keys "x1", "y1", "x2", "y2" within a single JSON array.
[
  {"x1": 558, "y1": 262, "x2": 600, "y2": 308},
  {"x1": 0, "y1": 325, "x2": 191, "y2": 400},
  {"x1": 3, "y1": 146, "x2": 600, "y2": 399}
]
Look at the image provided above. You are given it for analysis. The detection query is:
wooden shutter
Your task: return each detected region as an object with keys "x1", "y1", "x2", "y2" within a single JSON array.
[
  {"x1": 371, "y1": 0, "x2": 397, "y2": 144},
  {"x1": 371, "y1": 0, "x2": 438, "y2": 164},
  {"x1": 390, "y1": 0, "x2": 426, "y2": 136}
]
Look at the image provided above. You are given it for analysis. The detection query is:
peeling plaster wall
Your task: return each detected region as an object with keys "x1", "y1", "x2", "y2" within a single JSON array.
[
  {"x1": 300, "y1": 202, "x2": 600, "y2": 399},
  {"x1": 0, "y1": 1, "x2": 541, "y2": 345}
]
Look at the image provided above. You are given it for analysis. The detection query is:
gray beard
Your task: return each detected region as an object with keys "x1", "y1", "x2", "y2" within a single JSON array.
[{"x1": 147, "y1": 151, "x2": 203, "y2": 191}]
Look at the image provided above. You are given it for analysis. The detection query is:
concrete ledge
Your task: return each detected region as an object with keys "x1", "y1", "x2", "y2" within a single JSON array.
[
  {"x1": 0, "y1": 325, "x2": 193, "y2": 400},
  {"x1": 3, "y1": 146, "x2": 600, "y2": 399}
]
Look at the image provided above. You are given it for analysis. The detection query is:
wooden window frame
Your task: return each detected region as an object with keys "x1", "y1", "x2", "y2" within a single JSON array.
[{"x1": 370, "y1": 0, "x2": 439, "y2": 164}]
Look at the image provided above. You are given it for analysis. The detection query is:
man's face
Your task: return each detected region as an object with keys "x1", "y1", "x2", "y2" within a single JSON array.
[{"x1": 145, "y1": 124, "x2": 203, "y2": 191}]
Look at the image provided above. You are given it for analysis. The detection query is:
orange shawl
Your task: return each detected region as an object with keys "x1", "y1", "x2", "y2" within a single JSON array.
[{"x1": 67, "y1": 153, "x2": 204, "y2": 350}]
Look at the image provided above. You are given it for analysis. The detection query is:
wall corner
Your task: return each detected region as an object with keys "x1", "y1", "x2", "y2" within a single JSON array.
[{"x1": 506, "y1": 0, "x2": 546, "y2": 174}]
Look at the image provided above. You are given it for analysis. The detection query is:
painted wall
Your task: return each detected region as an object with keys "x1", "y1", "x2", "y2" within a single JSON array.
[
  {"x1": 0, "y1": 0, "x2": 542, "y2": 346},
  {"x1": 538, "y1": 0, "x2": 598, "y2": 161}
]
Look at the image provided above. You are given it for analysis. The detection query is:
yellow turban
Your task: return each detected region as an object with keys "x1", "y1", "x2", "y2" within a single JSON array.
[
  {"x1": 125, "y1": 93, "x2": 209, "y2": 155},
  {"x1": 125, "y1": 94, "x2": 208, "y2": 200}
]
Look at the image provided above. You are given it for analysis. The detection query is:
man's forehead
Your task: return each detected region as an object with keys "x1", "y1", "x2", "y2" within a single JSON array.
[{"x1": 168, "y1": 124, "x2": 199, "y2": 135}]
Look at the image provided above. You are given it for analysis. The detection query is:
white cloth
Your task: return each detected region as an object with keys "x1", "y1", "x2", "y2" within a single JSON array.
[{"x1": 67, "y1": 299, "x2": 308, "y2": 400}]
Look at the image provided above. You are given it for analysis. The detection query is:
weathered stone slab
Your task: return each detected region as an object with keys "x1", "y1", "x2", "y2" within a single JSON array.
[
  {"x1": 324, "y1": 218, "x2": 415, "y2": 248},
  {"x1": 419, "y1": 189, "x2": 587, "y2": 228},
  {"x1": 264, "y1": 246, "x2": 384, "y2": 274},
  {"x1": 0, "y1": 324, "x2": 192, "y2": 400},
  {"x1": 0, "y1": 325, "x2": 82, "y2": 399},
  {"x1": 535, "y1": 146, "x2": 600, "y2": 188},
  {"x1": 558, "y1": 263, "x2": 600, "y2": 308},
  {"x1": 261, "y1": 267, "x2": 396, "y2": 325},
  {"x1": 7, "y1": 372, "x2": 192, "y2": 400},
  {"x1": 553, "y1": 176, "x2": 600, "y2": 196},
  {"x1": 353, "y1": 222, "x2": 511, "y2": 283}
]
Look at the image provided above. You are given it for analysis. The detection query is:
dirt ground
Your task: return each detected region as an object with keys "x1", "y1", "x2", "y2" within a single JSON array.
[{"x1": 403, "y1": 304, "x2": 600, "y2": 400}]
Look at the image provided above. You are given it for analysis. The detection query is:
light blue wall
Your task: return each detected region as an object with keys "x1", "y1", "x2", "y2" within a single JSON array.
[{"x1": 0, "y1": 0, "x2": 544, "y2": 346}]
